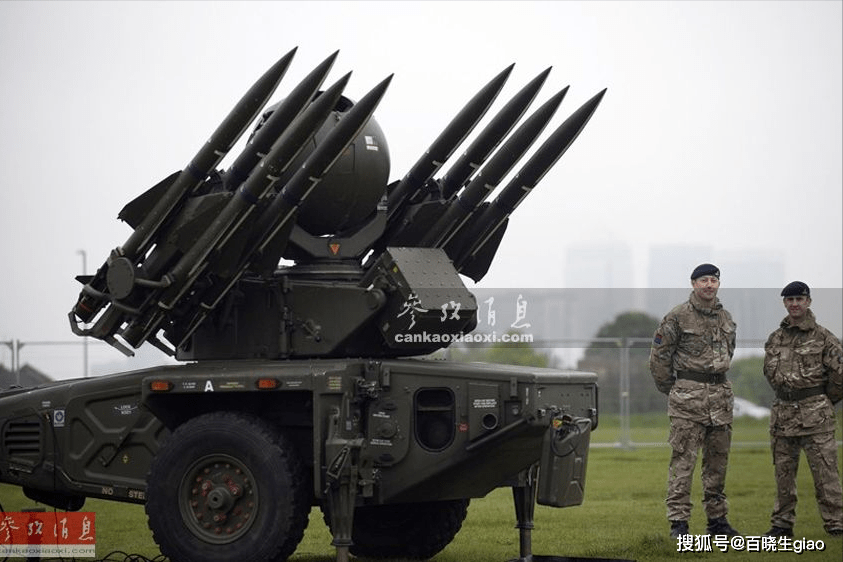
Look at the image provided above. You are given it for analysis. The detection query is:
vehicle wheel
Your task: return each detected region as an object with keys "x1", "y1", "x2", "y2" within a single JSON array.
[
  {"x1": 325, "y1": 499, "x2": 469, "y2": 559},
  {"x1": 145, "y1": 411, "x2": 309, "y2": 562}
]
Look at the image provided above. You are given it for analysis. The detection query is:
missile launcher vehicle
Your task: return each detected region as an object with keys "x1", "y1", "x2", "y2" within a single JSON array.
[{"x1": 0, "y1": 49, "x2": 605, "y2": 562}]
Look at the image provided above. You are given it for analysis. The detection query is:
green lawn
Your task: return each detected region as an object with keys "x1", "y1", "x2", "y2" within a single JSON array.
[
  {"x1": 1, "y1": 416, "x2": 841, "y2": 561},
  {"x1": 591, "y1": 412, "x2": 843, "y2": 446}
]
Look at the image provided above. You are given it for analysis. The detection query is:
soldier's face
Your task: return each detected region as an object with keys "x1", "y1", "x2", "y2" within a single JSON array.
[
  {"x1": 783, "y1": 295, "x2": 811, "y2": 322},
  {"x1": 692, "y1": 275, "x2": 720, "y2": 302}
]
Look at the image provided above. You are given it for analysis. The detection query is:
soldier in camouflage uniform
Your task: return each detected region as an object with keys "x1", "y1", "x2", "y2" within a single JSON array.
[
  {"x1": 649, "y1": 263, "x2": 740, "y2": 539},
  {"x1": 763, "y1": 281, "x2": 843, "y2": 537}
]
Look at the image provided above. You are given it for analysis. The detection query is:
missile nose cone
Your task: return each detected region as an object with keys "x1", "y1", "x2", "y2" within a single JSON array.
[
  {"x1": 570, "y1": 88, "x2": 607, "y2": 126},
  {"x1": 245, "y1": 47, "x2": 298, "y2": 114},
  {"x1": 536, "y1": 66, "x2": 553, "y2": 82},
  {"x1": 266, "y1": 47, "x2": 298, "y2": 79},
  {"x1": 543, "y1": 87, "x2": 607, "y2": 162},
  {"x1": 370, "y1": 74, "x2": 394, "y2": 96}
]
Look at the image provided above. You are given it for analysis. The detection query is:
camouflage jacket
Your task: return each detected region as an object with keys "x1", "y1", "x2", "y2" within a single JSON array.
[
  {"x1": 649, "y1": 291, "x2": 737, "y2": 425},
  {"x1": 764, "y1": 309, "x2": 843, "y2": 436}
]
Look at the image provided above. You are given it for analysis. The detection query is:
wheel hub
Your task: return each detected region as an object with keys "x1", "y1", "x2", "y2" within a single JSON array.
[{"x1": 179, "y1": 455, "x2": 258, "y2": 544}]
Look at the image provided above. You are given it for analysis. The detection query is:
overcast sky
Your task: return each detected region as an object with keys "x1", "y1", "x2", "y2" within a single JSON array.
[{"x1": 1, "y1": 1, "x2": 841, "y2": 375}]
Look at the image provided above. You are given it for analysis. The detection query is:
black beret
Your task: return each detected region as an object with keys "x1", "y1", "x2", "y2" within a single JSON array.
[
  {"x1": 691, "y1": 263, "x2": 720, "y2": 280},
  {"x1": 781, "y1": 281, "x2": 810, "y2": 297}
]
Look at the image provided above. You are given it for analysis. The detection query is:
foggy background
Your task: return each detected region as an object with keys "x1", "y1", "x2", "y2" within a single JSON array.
[{"x1": 1, "y1": 1, "x2": 840, "y2": 381}]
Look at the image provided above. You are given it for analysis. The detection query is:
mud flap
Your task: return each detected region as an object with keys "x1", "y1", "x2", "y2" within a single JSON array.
[{"x1": 537, "y1": 415, "x2": 592, "y2": 507}]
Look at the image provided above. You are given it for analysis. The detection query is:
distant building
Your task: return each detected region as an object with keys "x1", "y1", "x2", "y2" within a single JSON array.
[
  {"x1": 718, "y1": 250, "x2": 786, "y2": 289},
  {"x1": 645, "y1": 244, "x2": 713, "y2": 321},
  {"x1": 642, "y1": 245, "x2": 810, "y2": 346},
  {"x1": 565, "y1": 241, "x2": 634, "y2": 288},
  {"x1": 647, "y1": 244, "x2": 713, "y2": 288},
  {"x1": 559, "y1": 241, "x2": 640, "y2": 352},
  {"x1": 0, "y1": 363, "x2": 53, "y2": 390}
]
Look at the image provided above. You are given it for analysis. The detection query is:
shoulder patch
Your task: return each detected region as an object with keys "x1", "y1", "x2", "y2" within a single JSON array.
[{"x1": 654, "y1": 334, "x2": 662, "y2": 345}]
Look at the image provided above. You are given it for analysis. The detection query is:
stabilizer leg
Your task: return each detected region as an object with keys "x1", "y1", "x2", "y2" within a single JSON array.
[
  {"x1": 512, "y1": 464, "x2": 539, "y2": 562},
  {"x1": 324, "y1": 402, "x2": 366, "y2": 562},
  {"x1": 326, "y1": 472, "x2": 356, "y2": 562}
]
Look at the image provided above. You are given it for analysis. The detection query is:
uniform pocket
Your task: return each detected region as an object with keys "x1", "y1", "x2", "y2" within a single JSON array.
[
  {"x1": 669, "y1": 381, "x2": 707, "y2": 419},
  {"x1": 806, "y1": 432, "x2": 839, "y2": 471},
  {"x1": 799, "y1": 395, "x2": 833, "y2": 429},
  {"x1": 794, "y1": 341, "x2": 824, "y2": 374},
  {"x1": 680, "y1": 328, "x2": 707, "y2": 356}
]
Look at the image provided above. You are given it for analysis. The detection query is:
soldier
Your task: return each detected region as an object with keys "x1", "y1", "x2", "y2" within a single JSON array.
[
  {"x1": 763, "y1": 281, "x2": 843, "y2": 537},
  {"x1": 649, "y1": 263, "x2": 740, "y2": 539}
]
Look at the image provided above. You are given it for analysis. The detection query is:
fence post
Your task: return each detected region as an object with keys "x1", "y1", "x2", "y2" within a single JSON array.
[
  {"x1": 619, "y1": 337, "x2": 631, "y2": 449},
  {"x1": 1, "y1": 339, "x2": 13, "y2": 386}
]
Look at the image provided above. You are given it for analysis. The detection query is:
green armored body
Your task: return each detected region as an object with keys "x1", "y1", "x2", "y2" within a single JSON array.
[{"x1": 0, "y1": 49, "x2": 605, "y2": 562}]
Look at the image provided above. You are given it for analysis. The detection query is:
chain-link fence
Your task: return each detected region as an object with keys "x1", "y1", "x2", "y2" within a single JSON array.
[
  {"x1": 2, "y1": 335, "x2": 840, "y2": 450},
  {"x1": 0, "y1": 337, "x2": 178, "y2": 387},
  {"x1": 557, "y1": 337, "x2": 776, "y2": 448}
]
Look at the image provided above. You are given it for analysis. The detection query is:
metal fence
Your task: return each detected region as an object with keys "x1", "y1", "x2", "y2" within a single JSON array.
[
  {"x1": 536, "y1": 337, "x2": 783, "y2": 448},
  {"x1": 2, "y1": 336, "x2": 840, "y2": 450},
  {"x1": 1, "y1": 337, "x2": 179, "y2": 387}
]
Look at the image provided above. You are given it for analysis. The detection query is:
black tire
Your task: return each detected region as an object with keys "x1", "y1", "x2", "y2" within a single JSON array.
[
  {"x1": 145, "y1": 411, "x2": 309, "y2": 562},
  {"x1": 325, "y1": 499, "x2": 469, "y2": 559}
]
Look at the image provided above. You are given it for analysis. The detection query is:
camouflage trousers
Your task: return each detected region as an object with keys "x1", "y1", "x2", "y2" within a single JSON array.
[
  {"x1": 770, "y1": 432, "x2": 843, "y2": 532},
  {"x1": 666, "y1": 417, "x2": 732, "y2": 522}
]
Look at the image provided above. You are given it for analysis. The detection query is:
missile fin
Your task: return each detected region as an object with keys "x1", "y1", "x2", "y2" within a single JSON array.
[
  {"x1": 118, "y1": 171, "x2": 180, "y2": 229},
  {"x1": 122, "y1": 48, "x2": 297, "y2": 260},
  {"x1": 385, "y1": 200, "x2": 449, "y2": 247},
  {"x1": 456, "y1": 218, "x2": 509, "y2": 282},
  {"x1": 71, "y1": 50, "x2": 296, "y2": 328},
  {"x1": 248, "y1": 213, "x2": 297, "y2": 276}
]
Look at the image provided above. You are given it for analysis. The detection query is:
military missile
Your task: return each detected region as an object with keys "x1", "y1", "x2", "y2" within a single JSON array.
[
  {"x1": 221, "y1": 51, "x2": 339, "y2": 192},
  {"x1": 158, "y1": 74, "x2": 394, "y2": 348},
  {"x1": 71, "y1": 49, "x2": 297, "y2": 324},
  {"x1": 123, "y1": 49, "x2": 297, "y2": 260},
  {"x1": 251, "y1": 74, "x2": 394, "y2": 261},
  {"x1": 136, "y1": 67, "x2": 350, "y2": 299},
  {"x1": 154, "y1": 73, "x2": 354, "y2": 311},
  {"x1": 438, "y1": 67, "x2": 551, "y2": 200},
  {"x1": 385, "y1": 64, "x2": 514, "y2": 223},
  {"x1": 420, "y1": 86, "x2": 568, "y2": 248},
  {"x1": 453, "y1": 88, "x2": 607, "y2": 272}
]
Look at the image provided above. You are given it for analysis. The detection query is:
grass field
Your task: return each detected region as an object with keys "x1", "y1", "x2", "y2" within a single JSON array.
[{"x1": 1, "y1": 415, "x2": 841, "y2": 561}]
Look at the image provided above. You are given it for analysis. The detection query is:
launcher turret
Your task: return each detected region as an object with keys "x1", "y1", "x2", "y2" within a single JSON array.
[{"x1": 69, "y1": 50, "x2": 605, "y2": 360}]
